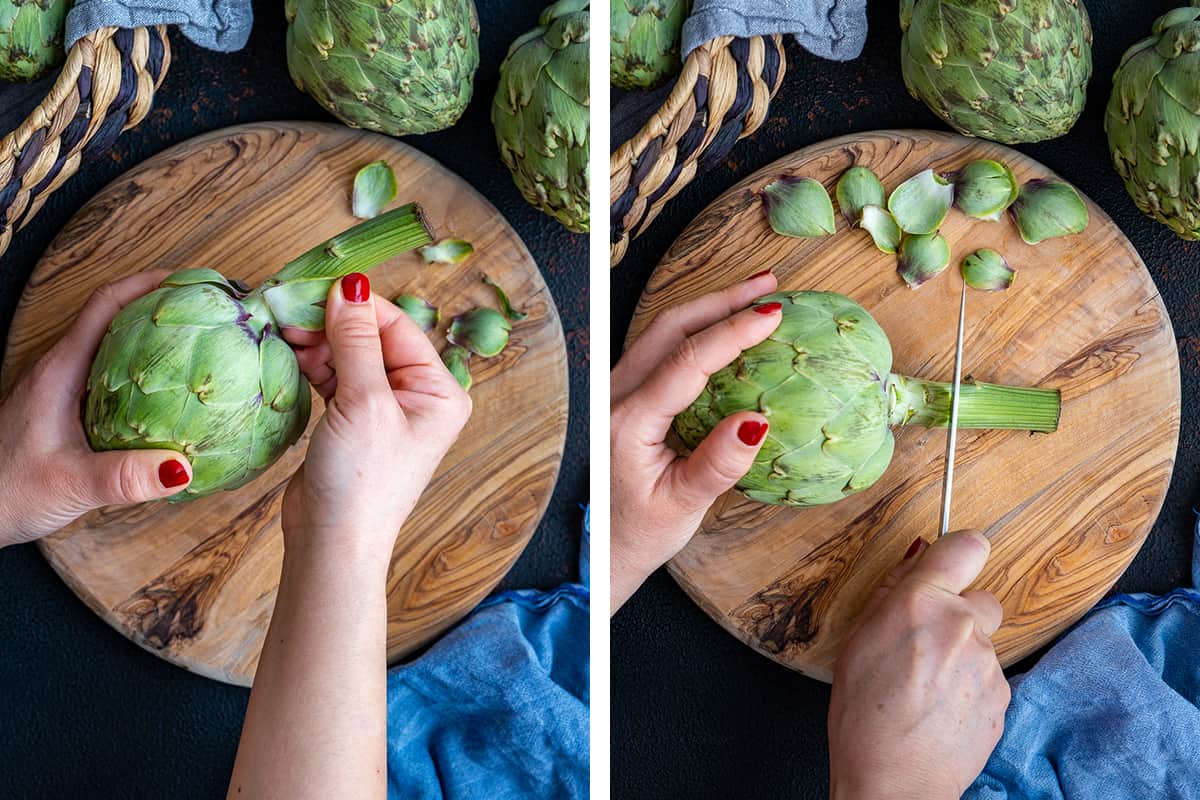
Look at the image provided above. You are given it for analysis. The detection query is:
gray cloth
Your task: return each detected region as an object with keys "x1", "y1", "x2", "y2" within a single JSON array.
[
  {"x1": 682, "y1": 0, "x2": 867, "y2": 62},
  {"x1": 66, "y1": 0, "x2": 252, "y2": 52}
]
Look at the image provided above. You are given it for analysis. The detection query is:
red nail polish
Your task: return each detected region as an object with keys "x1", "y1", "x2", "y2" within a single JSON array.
[
  {"x1": 737, "y1": 420, "x2": 769, "y2": 446},
  {"x1": 750, "y1": 269, "x2": 773, "y2": 279},
  {"x1": 753, "y1": 302, "x2": 783, "y2": 315},
  {"x1": 342, "y1": 273, "x2": 370, "y2": 303},
  {"x1": 159, "y1": 459, "x2": 189, "y2": 488},
  {"x1": 903, "y1": 538, "x2": 923, "y2": 560}
]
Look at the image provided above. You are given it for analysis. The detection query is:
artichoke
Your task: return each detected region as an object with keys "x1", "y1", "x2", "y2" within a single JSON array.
[
  {"x1": 674, "y1": 291, "x2": 1060, "y2": 507},
  {"x1": 610, "y1": 0, "x2": 690, "y2": 91},
  {"x1": 492, "y1": 0, "x2": 590, "y2": 233},
  {"x1": 0, "y1": 0, "x2": 68, "y2": 82},
  {"x1": 899, "y1": 0, "x2": 1093, "y2": 144},
  {"x1": 1106, "y1": 6, "x2": 1200, "y2": 239},
  {"x1": 85, "y1": 205, "x2": 433, "y2": 500},
  {"x1": 285, "y1": 0, "x2": 480, "y2": 136}
]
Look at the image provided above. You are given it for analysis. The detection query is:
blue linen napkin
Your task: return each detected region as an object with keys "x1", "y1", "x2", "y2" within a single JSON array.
[
  {"x1": 682, "y1": 0, "x2": 868, "y2": 62},
  {"x1": 384, "y1": 517, "x2": 590, "y2": 800},
  {"x1": 66, "y1": 0, "x2": 252, "y2": 52},
  {"x1": 965, "y1": 516, "x2": 1200, "y2": 799}
]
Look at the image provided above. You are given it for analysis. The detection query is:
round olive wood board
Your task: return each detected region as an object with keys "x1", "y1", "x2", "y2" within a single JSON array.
[
  {"x1": 0, "y1": 122, "x2": 568, "y2": 686},
  {"x1": 627, "y1": 130, "x2": 1180, "y2": 682}
]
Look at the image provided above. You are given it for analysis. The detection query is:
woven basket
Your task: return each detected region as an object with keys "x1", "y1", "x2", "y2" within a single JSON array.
[
  {"x1": 610, "y1": 34, "x2": 787, "y2": 267},
  {"x1": 0, "y1": 26, "x2": 171, "y2": 258}
]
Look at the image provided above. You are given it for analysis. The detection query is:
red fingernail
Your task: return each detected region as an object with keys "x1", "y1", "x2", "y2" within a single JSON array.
[
  {"x1": 342, "y1": 273, "x2": 370, "y2": 303},
  {"x1": 903, "y1": 538, "x2": 923, "y2": 560},
  {"x1": 159, "y1": 459, "x2": 189, "y2": 488},
  {"x1": 750, "y1": 269, "x2": 772, "y2": 279},
  {"x1": 753, "y1": 302, "x2": 782, "y2": 315},
  {"x1": 737, "y1": 420, "x2": 769, "y2": 446}
]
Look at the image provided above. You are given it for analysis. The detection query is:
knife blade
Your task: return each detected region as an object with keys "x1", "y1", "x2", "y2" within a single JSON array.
[{"x1": 939, "y1": 282, "x2": 967, "y2": 537}]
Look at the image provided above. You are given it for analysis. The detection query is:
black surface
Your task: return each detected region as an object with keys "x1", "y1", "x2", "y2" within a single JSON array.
[
  {"x1": 0, "y1": 2, "x2": 587, "y2": 797},
  {"x1": 612, "y1": 2, "x2": 1199, "y2": 798}
]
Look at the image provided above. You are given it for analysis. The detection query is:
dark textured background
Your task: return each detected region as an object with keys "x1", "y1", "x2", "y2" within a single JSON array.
[
  {"x1": 612, "y1": 1, "x2": 1199, "y2": 798},
  {"x1": 0, "y1": 1, "x2": 587, "y2": 797}
]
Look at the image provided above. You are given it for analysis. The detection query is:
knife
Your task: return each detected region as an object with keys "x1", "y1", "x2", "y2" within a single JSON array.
[{"x1": 939, "y1": 282, "x2": 967, "y2": 538}]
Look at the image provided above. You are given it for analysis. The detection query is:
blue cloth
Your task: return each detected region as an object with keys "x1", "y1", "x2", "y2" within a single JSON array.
[
  {"x1": 682, "y1": 0, "x2": 868, "y2": 62},
  {"x1": 384, "y1": 521, "x2": 590, "y2": 800},
  {"x1": 66, "y1": 0, "x2": 252, "y2": 51},
  {"x1": 965, "y1": 517, "x2": 1200, "y2": 800}
]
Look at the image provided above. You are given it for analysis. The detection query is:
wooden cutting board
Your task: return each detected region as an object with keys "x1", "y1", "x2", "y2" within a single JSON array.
[
  {"x1": 0, "y1": 122, "x2": 569, "y2": 686},
  {"x1": 627, "y1": 130, "x2": 1180, "y2": 682}
]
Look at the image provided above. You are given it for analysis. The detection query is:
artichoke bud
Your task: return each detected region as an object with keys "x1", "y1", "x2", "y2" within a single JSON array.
[
  {"x1": 448, "y1": 307, "x2": 512, "y2": 357},
  {"x1": 836, "y1": 166, "x2": 886, "y2": 225},
  {"x1": 949, "y1": 160, "x2": 1019, "y2": 221},
  {"x1": 1010, "y1": 179, "x2": 1089, "y2": 244},
  {"x1": 859, "y1": 206, "x2": 902, "y2": 254},
  {"x1": 961, "y1": 249, "x2": 1015, "y2": 291},
  {"x1": 887, "y1": 169, "x2": 953, "y2": 234},
  {"x1": 762, "y1": 176, "x2": 837, "y2": 238},
  {"x1": 394, "y1": 294, "x2": 440, "y2": 331},
  {"x1": 897, "y1": 232, "x2": 951, "y2": 288}
]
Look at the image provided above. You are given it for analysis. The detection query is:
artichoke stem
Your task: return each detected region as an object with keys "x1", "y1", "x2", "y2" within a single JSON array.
[{"x1": 886, "y1": 374, "x2": 1060, "y2": 433}]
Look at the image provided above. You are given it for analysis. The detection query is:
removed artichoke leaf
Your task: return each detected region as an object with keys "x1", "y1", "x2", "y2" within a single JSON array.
[
  {"x1": 448, "y1": 307, "x2": 512, "y2": 357},
  {"x1": 949, "y1": 160, "x2": 1019, "y2": 221},
  {"x1": 961, "y1": 249, "x2": 1015, "y2": 291},
  {"x1": 897, "y1": 231, "x2": 951, "y2": 288},
  {"x1": 352, "y1": 161, "x2": 398, "y2": 219},
  {"x1": 442, "y1": 345, "x2": 473, "y2": 390},
  {"x1": 836, "y1": 166, "x2": 886, "y2": 225},
  {"x1": 762, "y1": 176, "x2": 836, "y2": 238},
  {"x1": 482, "y1": 274, "x2": 528, "y2": 321},
  {"x1": 860, "y1": 206, "x2": 902, "y2": 254},
  {"x1": 394, "y1": 294, "x2": 439, "y2": 331},
  {"x1": 887, "y1": 169, "x2": 953, "y2": 234},
  {"x1": 421, "y1": 238, "x2": 475, "y2": 265},
  {"x1": 1010, "y1": 180, "x2": 1089, "y2": 244}
]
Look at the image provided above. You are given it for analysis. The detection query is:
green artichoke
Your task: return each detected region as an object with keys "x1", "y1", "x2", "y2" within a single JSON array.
[
  {"x1": 1106, "y1": 6, "x2": 1200, "y2": 239},
  {"x1": 0, "y1": 0, "x2": 68, "y2": 82},
  {"x1": 492, "y1": 0, "x2": 590, "y2": 233},
  {"x1": 899, "y1": 0, "x2": 1093, "y2": 144},
  {"x1": 674, "y1": 291, "x2": 1060, "y2": 507},
  {"x1": 285, "y1": 0, "x2": 480, "y2": 136},
  {"x1": 610, "y1": 0, "x2": 690, "y2": 90},
  {"x1": 85, "y1": 204, "x2": 433, "y2": 500}
]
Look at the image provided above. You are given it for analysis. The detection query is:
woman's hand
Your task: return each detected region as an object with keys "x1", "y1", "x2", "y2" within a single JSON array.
[
  {"x1": 0, "y1": 270, "x2": 192, "y2": 548},
  {"x1": 610, "y1": 271, "x2": 781, "y2": 612},
  {"x1": 280, "y1": 272, "x2": 472, "y2": 571},
  {"x1": 828, "y1": 531, "x2": 1009, "y2": 800}
]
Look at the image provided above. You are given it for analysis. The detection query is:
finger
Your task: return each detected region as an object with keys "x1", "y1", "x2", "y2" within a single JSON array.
[
  {"x1": 280, "y1": 327, "x2": 326, "y2": 348},
  {"x1": 860, "y1": 538, "x2": 929, "y2": 619},
  {"x1": 322, "y1": 274, "x2": 390, "y2": 400},
  {"x1": 900, "y1": 529, "x2": 991, "y2": 596},
  {"x1": 293, "y1": 343, "x2": 334, "y2": 387},
  {"x1": 622, "y1": 302, "x2": 783, "y2": 443},
  {"x1": 315, "y1": 375, "x2": 338, "y2": 400},
  {"x1": 614, "y1": 272, "x2": 778, "y2": 400},
  {"x1": 373, "y1": 295, "x2": 444, "y2": 372},
  {"x1": 961, "y1": 590, "x2": 1004, "y2": 637},
  {"x1": 662, "y1": 411, "x2": 769, "y2": 511},
  {"x1": 73, "y1": 450, "x2": 192, "y2": 507}
]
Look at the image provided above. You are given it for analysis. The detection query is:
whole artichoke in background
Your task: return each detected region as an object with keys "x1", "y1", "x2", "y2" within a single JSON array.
[
  {"x1": 492, "y1": 0, "x2": 590, "y2": 234},
  {"x1": 899, "y1": 0, "x2": 1093, "y2": 145},
  {"x1": 0, "y1": 0, "x2": 68, "y2": 82},
  {"x1": 285, "y1": 0, "x2": 480, "y2": 136},
  {"x1": 85, "y1": 205, "x2": 432, "y2": 500},
  {"x1": 611, "y1": 0, "x2": 690, "y2": 90},
  {"x1": 1106, "y1": 6, "x2": 1200, "y2": 240},
  {"x1": 674, "y1": 292, "x2": 1060, "y2": 507}
]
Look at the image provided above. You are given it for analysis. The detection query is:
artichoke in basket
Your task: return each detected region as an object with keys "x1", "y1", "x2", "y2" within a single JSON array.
[
  {"x1": 674, "y1": 292, "x2": 1060, "y2": 507},
  {"x1": 0, "y1": 0, "x2": 68, "y2": 82},
  {"x1": 492, "y1": 0, "x2": 590, "y2": 233},
  {"x1": 1106, "y1": 6, "x2": 1200, "y2": 240},
  {"x1": 285, "y1": 0, "x2": 480, "y2": 137},
  {"x1": 85, "y1": 204, "x2": 433, "y2": 500},
  {"x1": 611, "y1": 0, "x2": 690, "y2": 91},
  {"x1": 899, "y1": 0, "x2": 1093, "y2": 144}
]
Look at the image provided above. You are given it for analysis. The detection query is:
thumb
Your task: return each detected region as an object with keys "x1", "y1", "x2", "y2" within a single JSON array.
[
  {"x1": 323, "y1": 273, "x2": 389, "y2": 402},
  {"x1": 666, "y1": 411, "x2": 769, "y2": 511},
  {"x1": 901, "y1": 529, "x2": 991, "y2": 595},
  {"x1": 77, "y1": 451, "x2": 192, "y2": 506}
]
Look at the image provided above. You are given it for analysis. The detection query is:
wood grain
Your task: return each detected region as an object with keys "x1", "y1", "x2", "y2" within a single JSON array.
[
  {"x1": 627, "y1": 130, "x2": 1180, "y2": 682},
  {"x1": 0, "y1": 122, "x2": 569, "y2": 686}
]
